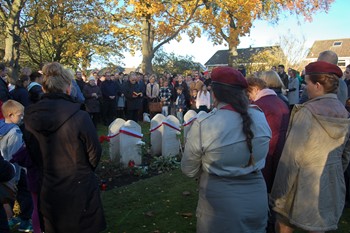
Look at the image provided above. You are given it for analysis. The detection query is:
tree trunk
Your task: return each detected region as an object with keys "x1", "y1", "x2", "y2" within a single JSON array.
[
  {"x1": 3, "y1": 22, "x2": 20, "y2": 81},
  {"x1": 228, "y1": 45, "x2": 238, "y2": 68},
  {"x1": 228, "y1": 28, "x2": 239, "y2": 68},
  {"x1": 141, "y1": 16, "x2": 154, "y2": 74},
  {"x1": 2, "y1": 0, "x2": 24, "y2": 81}
]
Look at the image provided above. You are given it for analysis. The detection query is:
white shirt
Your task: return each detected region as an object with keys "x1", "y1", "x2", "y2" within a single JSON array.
[{"x1": 196, "y1": 91, "x2": 211, "y2": 109}]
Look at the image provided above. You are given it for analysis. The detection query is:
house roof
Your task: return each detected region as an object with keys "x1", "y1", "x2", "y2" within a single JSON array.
[
  {"x1": 306, "y1": 38, "x2": 350, "y2": 58},
  {"x1": 205, "y1": 46, "x2": 281, "y2": 66}
]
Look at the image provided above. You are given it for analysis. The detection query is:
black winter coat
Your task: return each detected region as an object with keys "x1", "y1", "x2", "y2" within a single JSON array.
[
  {"x1": 83, "y1": 84, "x2": 102, "y2": 113},
  {"x1": 24, "y1": 93, "x2": 105, "y2": 233},
  {"x1": 124, "y1": 81, "x2": 143, "y2": 110}
]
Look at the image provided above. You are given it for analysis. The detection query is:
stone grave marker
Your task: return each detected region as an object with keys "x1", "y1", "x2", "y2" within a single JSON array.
[
  {"x1": 162, "y1": 115, "x2": 181, "y2": 157},
  {"x1": 119, "y1": 120, "x2": 144, "y2": 167},
  {"x1": 183, "y1": 110, "x2": 197, "y2": 143},
  {"x1": 108, "y1": 118, "x2": 126, "y2": 163},
  {"x1": 150, "y1": 113, "x2": 166, "y2": 156}
]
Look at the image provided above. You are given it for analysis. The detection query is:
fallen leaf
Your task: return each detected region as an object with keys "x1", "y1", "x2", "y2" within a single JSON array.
[
  {"x1": 182, "y1": 191, "x2": 191, "y2": 196},
  {"x1": 181, "y1": 212, "x2": 193, "y2": 218},
  {"x1": 145, "y1": 211, "x2": 155, "y2": 217}
]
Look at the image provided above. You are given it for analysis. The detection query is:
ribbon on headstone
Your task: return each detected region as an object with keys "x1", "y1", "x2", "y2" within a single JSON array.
[
  {"x1": 119, "y1": 127, "x2": 143, "y2": 139},
  {"x1": 150, "y1": 123, "x2": 163, "y2": 133},
  {"x1": 183, "y1": 116, "x2": 197, "y2": 127},
  {"x1": 162, "y1": 121, "x2": 181, "y2": 132}
]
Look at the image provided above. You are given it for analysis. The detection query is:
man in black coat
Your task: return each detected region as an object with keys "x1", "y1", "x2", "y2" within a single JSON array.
[
  {"x1": 100, "y1": 72, "x2": 119, "y2": 126},
  {"x1": 124, "y1": 73, "x2": 143, "y2": 122}
]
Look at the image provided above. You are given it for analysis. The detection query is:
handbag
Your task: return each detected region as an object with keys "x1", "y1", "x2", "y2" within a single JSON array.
[
  {"x1": 148, "y1": 98, "x2": 162, "y2": 113},
  {"x1": 0, "y1": 181, "x2": 17, "y2": 204}
]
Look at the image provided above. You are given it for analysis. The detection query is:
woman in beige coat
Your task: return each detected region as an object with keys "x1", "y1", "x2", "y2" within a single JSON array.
[{"x1": 270, "y1": 61, "x2": 350, "y2": 233}]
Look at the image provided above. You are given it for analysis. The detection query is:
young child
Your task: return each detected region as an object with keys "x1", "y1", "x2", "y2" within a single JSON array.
[
  {"x1": 159, "y1": 80, "x2": 172, "y2": 116},
  {"x1": 175, "y1": 86, "x2": 186, "y2": 124},
  {"x1": 0, "y1": 100, "x2": 33, "y2": 232}
]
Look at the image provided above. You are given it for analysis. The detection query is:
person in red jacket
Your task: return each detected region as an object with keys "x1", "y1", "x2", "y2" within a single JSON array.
[{"x1": 247, "y1": 75, "x2": 290, "y2": 232}]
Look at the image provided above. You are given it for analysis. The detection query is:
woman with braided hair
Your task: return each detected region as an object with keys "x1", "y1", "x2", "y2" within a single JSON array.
[{"x1": 181, "y1": 66, "x2": 272, "y2": 233}]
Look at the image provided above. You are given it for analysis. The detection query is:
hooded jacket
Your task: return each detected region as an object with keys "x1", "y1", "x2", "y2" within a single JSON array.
[
  {"x1": 271, "y1": 94, "x2": 350, "y2": 231},
  {"x1": 24, "y1": 93, "x2": 105, "y2": 233},
  {"x1": 0, "y1": 119, "x2": 23, "y2": 182}
]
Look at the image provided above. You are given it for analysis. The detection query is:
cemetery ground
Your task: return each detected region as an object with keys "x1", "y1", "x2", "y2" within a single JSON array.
[
  {"x1": 10, "y1": 122, "x2": 350, "y2": 233},
  {"x1": 96, "y1": 122, "x2": 350, "y2": 233}
]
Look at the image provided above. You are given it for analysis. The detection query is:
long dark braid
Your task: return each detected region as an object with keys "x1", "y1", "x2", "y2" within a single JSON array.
[{"x1": 212, "y1": 83, "x2": 255, "y2": 166}]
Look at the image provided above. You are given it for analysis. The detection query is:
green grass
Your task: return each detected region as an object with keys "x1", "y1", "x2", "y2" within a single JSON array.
[
  {"x1": 101, "y1": 169, "x2": 197, "y2": 233},
  {"x1": 100, "y1": 168, "x2": 350, "y2": 233}
]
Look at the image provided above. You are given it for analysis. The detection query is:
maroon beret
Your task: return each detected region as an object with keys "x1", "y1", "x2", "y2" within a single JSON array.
[
  {"x1": 211, "y1": 67, "x2": 248, "y2": 89},
  {"x1": 305, "y1": 61, "x2": 343, "y2": 78}
]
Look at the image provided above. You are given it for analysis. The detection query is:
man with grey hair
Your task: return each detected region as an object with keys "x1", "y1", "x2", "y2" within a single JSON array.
[{"x1": 299, "y1": 50, "x2": 348, "y2": 105}]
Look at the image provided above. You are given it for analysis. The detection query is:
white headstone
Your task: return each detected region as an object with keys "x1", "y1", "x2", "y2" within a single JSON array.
[
  {"x1": 150, "y1": 114, "x2": 166, "y2": 156},
  {"x1": 108, "y1": 118, "x2": 126, "y2": 163},
  {"x1": 119, "y1": 120, "x2": 144, "y2": 167},
  {"x1": 183, "y1": 110, "x2": 197, "y2": 143},
  {"x1": 162, "y1": 115, "x2": 181, "y2": 157},
  {"x1": 197, "y1": 110, "x2": 207, "y2": 117}
]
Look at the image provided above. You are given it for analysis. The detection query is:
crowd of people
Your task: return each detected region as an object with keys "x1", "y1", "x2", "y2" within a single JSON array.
[{"x1": 0, "y1": 49, "x2": 350, "y2": 233}]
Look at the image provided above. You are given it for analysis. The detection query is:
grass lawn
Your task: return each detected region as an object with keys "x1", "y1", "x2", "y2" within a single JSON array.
[
  {"x1": 101, "y1": 169, "x2": 197, "y2": 233},
  {"x1": 101, "y1": 168, "x2": 350, "y2": 233}
]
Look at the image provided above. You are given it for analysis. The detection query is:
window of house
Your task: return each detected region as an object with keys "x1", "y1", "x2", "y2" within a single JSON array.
[
  {"x1": 338, "y1": 60, "x2": 346, "y2": 67},
  {"x1": 333, "y1": 41, "x2": 342, "y2": 46}
]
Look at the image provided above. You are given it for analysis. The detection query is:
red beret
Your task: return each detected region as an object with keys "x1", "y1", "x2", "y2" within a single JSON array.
[
  {"x1": 211, "y1": 67, "x2": 248, "y2": 89},
  {"x1": 305, "y1": 61, "x2": 343, "y2": 78}
]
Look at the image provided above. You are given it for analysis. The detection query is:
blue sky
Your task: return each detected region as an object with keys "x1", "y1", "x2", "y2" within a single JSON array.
[{"x1": 120, "y1": 0, "x2": 350, "y2": 68}]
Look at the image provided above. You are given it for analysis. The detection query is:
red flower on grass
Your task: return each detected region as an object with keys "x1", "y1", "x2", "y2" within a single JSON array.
[
  {"x1": 99, "y1": 135, "x2": 110, "y2": 143},
  {"x1": 128, "y1": 160, "x2": 135, "y2": 168}
]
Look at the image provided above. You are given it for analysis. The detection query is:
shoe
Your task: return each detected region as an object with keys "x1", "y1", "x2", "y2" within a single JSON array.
[
  {"x1": 8, "y1": 217, "x2": 21, "y2": 229},
  {"x1": 18, "y1": 219, "x2": 33, "y2": 232}
]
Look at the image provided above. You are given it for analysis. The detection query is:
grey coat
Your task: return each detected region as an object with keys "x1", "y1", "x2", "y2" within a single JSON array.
[{"x1": 182, "y1": 103, "x2": 272, "y2": 233}]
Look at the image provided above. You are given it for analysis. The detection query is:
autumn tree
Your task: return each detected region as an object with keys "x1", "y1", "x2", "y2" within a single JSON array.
[
  {"x1": 248, "y1": 46, "x2": 287, "y2": 73},
  {"x1": 20, "y1": 0, "x2": 123, "y2": 71},
  {"x1": 112, "y1": 0, "x2": 204, "y2": 74},
  {"x1": 198, "y1": 0, "x2": 334, "y2": 67},
  {"x1": 0, "y1": 0, "x2": 38, "y2": 79},
  {"x1": 153, "y1": 49, "x2": 199, "y2": 75}
]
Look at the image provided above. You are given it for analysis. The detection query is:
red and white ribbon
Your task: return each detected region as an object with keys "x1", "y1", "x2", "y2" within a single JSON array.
[
  {"x1": 183, "y1": 116, "x2": 197, "y2": 127},
  {"x1": 162, "y1": 121, "x2": 181, "y2": 132},
  {"x1": 150, "y1": 123, "x2": 163, "y2": 133},
  {"x1": 120, "y1": 127, "x2": 143, "y2": 139}
]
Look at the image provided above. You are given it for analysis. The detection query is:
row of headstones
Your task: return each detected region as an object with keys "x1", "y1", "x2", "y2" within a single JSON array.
[{"x1": 108, "y1": 110, "x2": 204, "y2": 168}]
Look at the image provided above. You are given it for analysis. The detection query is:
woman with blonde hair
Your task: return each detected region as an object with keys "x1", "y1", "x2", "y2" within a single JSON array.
[
  {"x1": 24, "y1": 62, "x2": 106, "y2": 233},
  {"x1": 246, "y1": 76, "x2": 290, "y2": 231},
  {"x1": 260, "y1": 70, "x2": 289, "y2": 106}
]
